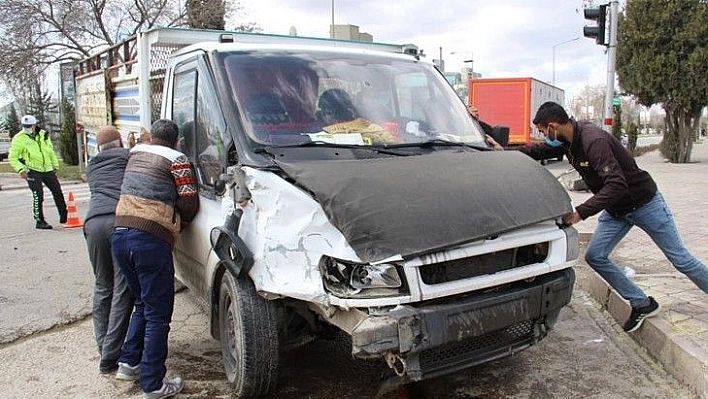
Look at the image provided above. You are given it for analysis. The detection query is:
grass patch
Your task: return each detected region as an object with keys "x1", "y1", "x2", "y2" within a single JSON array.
[
  {"x1": 0, "y1": 161, "x2": 83, "y2": 181},
  {"x1": 56, "y1": 162, "x2": 82, "y2": 180}
]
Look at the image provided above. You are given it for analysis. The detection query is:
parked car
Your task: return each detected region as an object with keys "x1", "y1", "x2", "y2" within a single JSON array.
[{"x1": 0, "y1": 138, "x2": 10, "y2": 161}]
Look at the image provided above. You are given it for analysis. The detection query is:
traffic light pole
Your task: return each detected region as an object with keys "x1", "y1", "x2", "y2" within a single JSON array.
[{"x1": 603, "y1": 1, "x2": 619, "y2": 131}]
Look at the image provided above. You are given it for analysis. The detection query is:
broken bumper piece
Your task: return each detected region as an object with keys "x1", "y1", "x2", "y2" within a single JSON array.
[{"x1": 350, "y1": 268, "x2": 575, "y2": 381}]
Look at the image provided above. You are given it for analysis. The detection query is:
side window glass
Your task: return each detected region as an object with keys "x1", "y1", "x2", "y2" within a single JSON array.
[
  {"x1": 196, "y1": 68, "x2": 225, "y2": 189},
  {"x1": 171, "y1": 70, "x2": 197, "y2": 162}
]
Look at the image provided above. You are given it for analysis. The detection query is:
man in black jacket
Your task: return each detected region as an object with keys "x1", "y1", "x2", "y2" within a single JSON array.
[
  {"x1": 468, "y1": 104, "x2": 494, "y2": 136},
  {"x1": 486, "y1": 101, "x2": 708, "y2": 333},
  {"x1": 83, "y1": 126, "x2": 134, "y2": 373}
]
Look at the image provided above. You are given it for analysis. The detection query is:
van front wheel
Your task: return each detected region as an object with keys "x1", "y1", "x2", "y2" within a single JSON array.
[{"x1": 218, "y1": 272, "x2": 280, "y2": 397}]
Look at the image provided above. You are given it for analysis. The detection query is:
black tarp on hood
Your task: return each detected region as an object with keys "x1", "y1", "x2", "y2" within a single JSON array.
[{"x1": 275, "y1": 150, "x2": 572, "y2": 262}]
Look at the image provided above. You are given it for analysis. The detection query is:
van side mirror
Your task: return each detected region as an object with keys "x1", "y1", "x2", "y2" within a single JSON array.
[{"x1": 490, "y1": 125, "x2": 509, "y2": 147}]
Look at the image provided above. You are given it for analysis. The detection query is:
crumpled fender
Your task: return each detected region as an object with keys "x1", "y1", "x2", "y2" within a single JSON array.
[{"x1": 237, "y1": 167, "x2": 360, "y2": 304}]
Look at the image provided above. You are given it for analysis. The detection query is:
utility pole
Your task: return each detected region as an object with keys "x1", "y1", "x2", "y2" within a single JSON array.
[
  {"x1": 603, "y1": 1, "x2": 619, "y2": 131},
  {"x1": 330, "y1": 0, "x2": 334, "y2": 39},
  {"x1": 583, "y1": 1, "x2": 617, "y2": 131}
]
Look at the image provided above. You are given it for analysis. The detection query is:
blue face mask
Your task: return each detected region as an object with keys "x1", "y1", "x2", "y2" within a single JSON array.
[
  {"x1": 543, "y1": 126, "x2": 563, "y2": 147},
  {"x1": 544, "y1": 136, "x2": 563, "y2": 147}
]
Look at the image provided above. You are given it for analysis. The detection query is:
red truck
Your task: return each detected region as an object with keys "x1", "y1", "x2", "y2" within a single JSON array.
[{"x1": 468, "y1": 77, "x2": 565, "y2": 147}]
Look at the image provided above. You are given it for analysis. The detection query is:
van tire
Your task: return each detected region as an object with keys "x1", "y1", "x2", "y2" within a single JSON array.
[{"x1": 218, "y1": 272, "x2": 280, "y2": 397}]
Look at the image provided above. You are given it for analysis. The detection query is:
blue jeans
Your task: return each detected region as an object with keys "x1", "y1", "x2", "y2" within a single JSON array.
[
  {"x1": 585, "y1": 191, "x2": 708, "y2": 308},
  {"x1": 112, "y1": 228, "x2": 175, "y2": 392}
]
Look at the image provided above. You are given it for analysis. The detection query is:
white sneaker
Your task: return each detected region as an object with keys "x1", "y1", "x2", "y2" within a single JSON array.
[
  {"x1": 115, "y1": 362, "x2": 139, "y2": 381},
  {"x1": 143, "y1": 376, "x2": 184, "y2": 399}
]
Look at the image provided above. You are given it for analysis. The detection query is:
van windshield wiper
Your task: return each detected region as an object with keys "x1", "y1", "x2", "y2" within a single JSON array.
[
  {"x1": 256, "y1": 141, "x2": 420, "y2": 156},
  {"x1": 384, "y1": 138, "x2": 491, "y2": 152}
]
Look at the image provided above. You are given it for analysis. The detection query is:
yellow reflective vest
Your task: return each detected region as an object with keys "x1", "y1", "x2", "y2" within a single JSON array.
[{"x1": 9, "y1": 129, "x2": 59, "y2": 174}]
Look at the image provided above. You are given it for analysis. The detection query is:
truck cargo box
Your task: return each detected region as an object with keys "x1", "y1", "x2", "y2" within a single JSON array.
[{"x1": 468, "y1": 77, "x2": 564, "y2": 145}]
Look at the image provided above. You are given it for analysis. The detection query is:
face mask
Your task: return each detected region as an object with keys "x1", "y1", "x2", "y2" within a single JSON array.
[
  {"x1": 544, "y1": 136, "x2": 563, "y2": 147},
  {"x1": 543, "y1": 126, "x2": 563, "y2": 147}
]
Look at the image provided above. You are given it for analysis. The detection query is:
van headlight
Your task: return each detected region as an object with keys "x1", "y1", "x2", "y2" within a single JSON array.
[{"x1": 319, "y1": 256, "x2": 405, "y2": 298}]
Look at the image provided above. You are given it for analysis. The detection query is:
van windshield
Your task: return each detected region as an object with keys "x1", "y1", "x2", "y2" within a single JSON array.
[{"x1": 220, "y1": 50, "x2": 486, "y2": 148}]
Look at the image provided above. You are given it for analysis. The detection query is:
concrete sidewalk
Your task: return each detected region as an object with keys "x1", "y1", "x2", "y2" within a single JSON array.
[
  {"x1": 567, "y1": 140, "x2": 708, "y2": 397},
  {"x1": 0, "y1": 172, "x2": 27, "y2": 191}
]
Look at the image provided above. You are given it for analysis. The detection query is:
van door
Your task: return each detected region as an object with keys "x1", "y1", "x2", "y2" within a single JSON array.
[{"x1": 169, "y1": 55, "x2": 228, "y2": 298}]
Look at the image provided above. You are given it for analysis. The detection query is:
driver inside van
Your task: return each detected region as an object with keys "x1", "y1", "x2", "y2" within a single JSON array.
[
  {"x1": 316, "y1": 88, "x2": 398, "y2": 144},
  {"x1": 316, "y1": 88, "x2": 357, "y2": 125}
]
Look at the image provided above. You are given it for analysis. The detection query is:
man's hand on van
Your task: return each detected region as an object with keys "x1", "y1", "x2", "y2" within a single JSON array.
[
  {"x1": 485, "y1": 135, "x2": 503, "y2": 151},
  {"x1": 561, "y1": 211, "x2": 582, "y2": 226}
]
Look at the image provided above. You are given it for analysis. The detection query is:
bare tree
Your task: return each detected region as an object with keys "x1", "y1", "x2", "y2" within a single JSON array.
[
  {"x1": 187, "y1": 0, "x2": 225, "y2": 29},
  {"x1": 0, "y1": 0, "x2": 185, "y2": 114},
  {"x1": 186, "y1": 0, "x2": 259, "y2": 32},
  {"x1": 0, "y1": 0, "x2": 257, "y2": 113},
  {"x1": 568, "y1": 85, "x2": 605, "y2": 125},
  {"x1": 0, "y1": 1, "x2": 185, "y2": 68}
]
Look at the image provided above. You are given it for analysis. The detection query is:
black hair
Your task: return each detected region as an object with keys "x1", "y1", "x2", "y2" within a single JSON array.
[
  {"x1": 532, "y1": 102, "x2": 570, "y2": 126},
  {"x1": 150, "y1": 119, "x2": 179, "y2": 147}
]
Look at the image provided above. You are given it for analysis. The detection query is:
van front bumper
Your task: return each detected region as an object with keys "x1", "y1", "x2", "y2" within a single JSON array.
[{"x1": 350, "y1": 268, "x2": 575, "y2": 380}]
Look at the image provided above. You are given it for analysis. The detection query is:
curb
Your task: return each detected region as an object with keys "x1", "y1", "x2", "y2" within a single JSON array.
[
  {"x1": 0, "y1": 179, "x2": 85, "y2": 192},
  {"x1": 581, "y1": 270, "x2": 708, "y2": 397}
]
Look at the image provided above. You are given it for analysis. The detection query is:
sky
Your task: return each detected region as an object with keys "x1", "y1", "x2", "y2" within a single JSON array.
[{"x1": 236, "y1": 0, "x2": 610, "y2": 102}]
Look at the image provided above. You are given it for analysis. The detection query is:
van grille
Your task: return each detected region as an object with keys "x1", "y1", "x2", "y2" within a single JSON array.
[
  {"x1": 419, "y1": 320, "x2": 535, "y2": 374},
  {"x1": 420, "y1": 243, "x2": 548, "y2": 284}
]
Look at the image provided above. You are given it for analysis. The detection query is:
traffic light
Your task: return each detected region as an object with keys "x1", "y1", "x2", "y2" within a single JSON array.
[{"x1": 583, "y1": 4, "x2": 607, "y2": 46}]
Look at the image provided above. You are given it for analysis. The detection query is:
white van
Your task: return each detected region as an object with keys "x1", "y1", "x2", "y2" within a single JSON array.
[{"x1": 76, "y1": 28, "x2": 579, "y2": 398}]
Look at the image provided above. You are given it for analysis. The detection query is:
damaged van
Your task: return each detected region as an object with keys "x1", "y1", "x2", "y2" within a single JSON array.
[{"x1": 75, "y1": 28, "x2": 578, "y2": 397}]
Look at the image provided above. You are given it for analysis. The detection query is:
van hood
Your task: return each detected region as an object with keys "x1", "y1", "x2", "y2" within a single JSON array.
[{"x1": 275, "y1": 150, "x2": 572, "y2": 262}]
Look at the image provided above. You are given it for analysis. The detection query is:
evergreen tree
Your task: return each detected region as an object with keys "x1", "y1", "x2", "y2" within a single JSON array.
[
  {"x1": 611, "y1": 105, "x2": 623, "y2": 140},
  {"x1": 617, "y1": 0, "x2": 708, "y2": 163},
  {"x1": 59, "y1": 98, "x2": 79, "y2": 165},
  {"x1": 26, "y1": 82, "x2": 56, "y2": 128},
  {"x1": 2, "y1": 104, "x2": 20, "y2": 138},
  {"x1": 627, "y1": 122, "x2": 639, "y2": 155}
]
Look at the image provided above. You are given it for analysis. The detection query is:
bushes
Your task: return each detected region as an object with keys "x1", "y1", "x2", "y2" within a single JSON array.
[{"x1": 59, "y1": 98, "x2": 79, "y2": 165}]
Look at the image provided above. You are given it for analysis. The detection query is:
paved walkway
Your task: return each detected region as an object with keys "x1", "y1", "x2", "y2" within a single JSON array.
[{"x1": 565, "y1": 139, "x2": 708, "y2": 397}]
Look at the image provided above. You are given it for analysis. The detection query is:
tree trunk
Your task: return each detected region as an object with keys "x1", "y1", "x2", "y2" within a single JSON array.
[
  {"x1": 663, "y1": 105, "x2": 700, "y2": 164},
  {"x1": 663, "y1": 106, "x2": 679, "y2": 162}
]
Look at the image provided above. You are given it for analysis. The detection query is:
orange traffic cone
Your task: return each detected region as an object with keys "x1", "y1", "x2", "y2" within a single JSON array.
[{"x1": 63, "y1": 191, "x2": 83, "y2": 228}]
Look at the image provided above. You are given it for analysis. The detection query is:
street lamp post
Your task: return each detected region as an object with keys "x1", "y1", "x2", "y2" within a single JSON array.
[{"x1": 552, "y1": 37, "x2": 580, "y2": 86}]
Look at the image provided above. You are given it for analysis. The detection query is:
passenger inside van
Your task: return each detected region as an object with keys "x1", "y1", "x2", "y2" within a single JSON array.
[{"x1": 316, "y1": 89, "x2": 358, "y2": 125}]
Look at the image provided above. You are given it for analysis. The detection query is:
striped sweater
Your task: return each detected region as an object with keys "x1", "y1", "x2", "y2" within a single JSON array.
[{"x1": 115, "y1": 143, "x2": 199, "y2": 245}]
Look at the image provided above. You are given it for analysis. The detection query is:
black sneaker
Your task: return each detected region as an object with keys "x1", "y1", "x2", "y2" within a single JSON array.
[
  {"x1": 99, "y1": 362, "x2": 118, "y2": 374},
  {"x1": 623, "y1": 296, "x2": 661, "y2": 332},
  {"x1": 36, "y1": 220, "x2": 53, "y2": 229}
]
